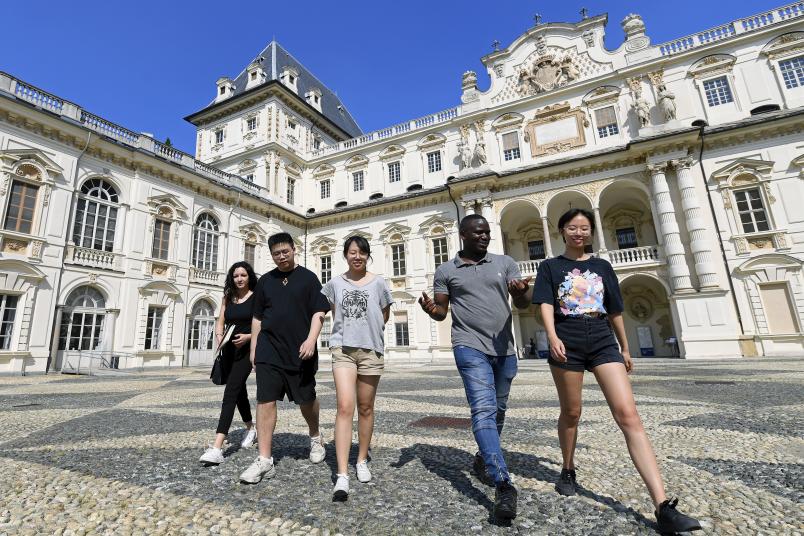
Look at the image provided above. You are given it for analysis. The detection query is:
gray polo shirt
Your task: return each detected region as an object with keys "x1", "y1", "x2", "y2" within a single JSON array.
[{"x1": 433, "y1": 252, "x2": 521, "y2": 356}]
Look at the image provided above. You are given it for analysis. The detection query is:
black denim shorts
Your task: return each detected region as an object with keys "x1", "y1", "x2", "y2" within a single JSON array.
[{"x1": 549, "y1": 316, "x2": 624, "y2": 372}]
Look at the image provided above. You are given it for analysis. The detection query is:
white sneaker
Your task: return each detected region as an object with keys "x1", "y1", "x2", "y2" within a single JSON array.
[
  {"x1": 239, "y1": 456, "x2": 275, "y2": 484},
  {"x1": 199, "y1": 447, "x2": 224, "y2": 466},
  {"x1": 309, "y1": 435, "x2": 325, "y2": 464},
  {"x1": 356, "y1": 459, "x2": 372, "y2": 483},
  {"x1": 241, "y1": 427, "x2": 257, "y2": 448},
  {"x1": 332, "y1": 474, "x2": 349, "y2": 502}
]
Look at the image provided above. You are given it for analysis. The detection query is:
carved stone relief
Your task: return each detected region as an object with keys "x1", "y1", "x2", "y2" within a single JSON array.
[{"x1": 524, "y1": 102, "x2": 588, "y2": 157}]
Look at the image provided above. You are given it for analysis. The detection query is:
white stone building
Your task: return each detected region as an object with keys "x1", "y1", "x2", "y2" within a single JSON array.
[{"x1": 1, "y1": 4, "x2": 803, "y2": 374}]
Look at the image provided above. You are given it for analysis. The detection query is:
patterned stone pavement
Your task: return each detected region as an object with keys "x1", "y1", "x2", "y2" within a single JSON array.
[{"x1": 0, "y1": 358, "x2": 802, "y2": 535}]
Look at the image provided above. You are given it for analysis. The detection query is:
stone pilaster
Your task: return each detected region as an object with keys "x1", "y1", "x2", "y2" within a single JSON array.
[
  {"x1": 648, "y1": 162, "x2": 692, "y2": 292},
  {"x1": 673, "y1": 157, "x2": 719, "y2": 288},
  {"x1": 541, "y1": 216, "x2": 553, "y2": 258}
]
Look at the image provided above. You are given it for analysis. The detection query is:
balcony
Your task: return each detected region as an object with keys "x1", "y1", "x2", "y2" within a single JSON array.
[
  {"x1": 189, "y1": 267, "x2": 223, "y2": 286},
  {"x1": 608, "y1": 245, "x2": 664, "y2": 268},
  {"x1": 517, "y1": 259, "x2": 542, "y2": 278},
  {"x1": 66, "y1": 245, "x2": 123, "y2": 271}
]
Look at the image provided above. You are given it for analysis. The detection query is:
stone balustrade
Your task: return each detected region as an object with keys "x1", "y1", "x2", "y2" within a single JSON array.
[
  {"x1": 14, "y1": 80, "x2": 63, "y2": 113},
  {"x1": 66, "y1": 245, "x2": 123, "y2": 270},
  {"x1": 189, "y1": 267, "x2": 223, "y2": 286},
  {"x1": 608, "y1": 245, "x2": 663, "y2": 267},
  {"x1": 517, "y1": 259, "x2": 542, "y2": 278},
  {"x1": 658, "y1": 1, "x2": 803, "y2": 56}
]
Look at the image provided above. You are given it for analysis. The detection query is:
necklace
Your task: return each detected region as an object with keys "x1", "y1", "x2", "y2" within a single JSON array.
[{"x1": 282, "y1": 277, "x2": 289, "y2": 286}]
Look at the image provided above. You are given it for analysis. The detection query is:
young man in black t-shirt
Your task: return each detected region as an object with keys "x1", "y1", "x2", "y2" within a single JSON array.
[{"x1": 239, "y1": 233, "x2": 330, "y2": 484}]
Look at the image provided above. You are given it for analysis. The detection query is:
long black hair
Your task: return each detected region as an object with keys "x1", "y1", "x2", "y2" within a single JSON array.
[{"x1": 223, "y1": 261, "x2": 258, "y2": 304}]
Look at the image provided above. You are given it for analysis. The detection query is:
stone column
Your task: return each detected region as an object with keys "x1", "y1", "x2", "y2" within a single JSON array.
[
  {"x1": 541, "y1": 216, "x2": 553, "y2": 257},
  {"x1": 481, "y1": 198, "x2": 504, "y2": 255},
  {"x1": 592, "y1": 207, "x2": 606, "y2": 252},
  {"x1": 673, "y1": 157, "x2": 719, "y2": 288},
  {"x1": 648, "y1": 162, "x2": 693, "y2": 292},
  {"x1": 461, "y1": 200, "x2": 476, "y2": 216}
]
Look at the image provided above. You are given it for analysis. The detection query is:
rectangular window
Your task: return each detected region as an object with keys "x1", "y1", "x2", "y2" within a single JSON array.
[
  {"x1": 151, "y1": 219, "x2": 171, "y2": 260},
  {"x1": 616, "y1": 227, "x2": 638, "y2": 249},
  {"x1": 144, "y1": 306, "x2": 164, "y2": 350},
  {"x1": 392, "y1": 243, "x2": 406, "y2": 276},
  {"x1": 320, "y1": 255, "x2": 332, "y2": 284},
  {"x1": 432, "y1": 237, "x2": 449, "y2": 270},
  {"x1": 313, "y1": 138, "x2": 321, "y2": 150},
  {"x1": 780, "y1": 56, "x2": 804, "y2": 89},
  {"x1": 319, "y1": 317, "x2": 331, "y2": 348},
  {"x1": 214, "y1": 130, "x2": 224, "y2": 144},
  {"x1": 287, "y1": 120, "x2": 297, "y2": 130},
  {"x1": 703, "y1": 76, "x2": 734, "y2": 107},
  {"x1": 0, "y1": 294, "x2": 18, "y2": 350},
  {"x1": 388, "y1": 161, "x2": 401, "y2": 183},
  {"x1": 353, "y1": 171, "x2": 365, "y2": 192},
  {"x1": 320, "y1": 179, "x2": 331, "y2": 199},
  {"x1": 3, "y1": 181, "x2": 38, "y2": 234},
  {"x1": 245, "y1": 174, "x2": 254, "y2": 182},
  {"x1": 594, "y1": 106, "x2": 619, "y2": 138},
  {"x1": 287, "y1": 178, "x2": 296, "y2": 205},
  {"x1": 394, "y1": 311, "x2": 410, "y2": 347},
  {"x1": 247, "y1": 117, "x2": 257, "y2": 131},
  {"x1": 244, "y1": 243, "x2": 256, "y2": 266},
  {"x1": 427, "y1": 151, "x2": 442, "y2": 173},
  {"x1": 734, "y1": 188, "x2": 770, "y2": 233},
  {"x1": 527, "y1": 240, "x2": 545, "y2": 260},
  {"x1": 502, "y1": 132, "x2": 521, "y2": 161}
]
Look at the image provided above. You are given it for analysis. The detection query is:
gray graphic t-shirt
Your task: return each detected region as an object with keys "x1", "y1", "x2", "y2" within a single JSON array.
[{"x1": 321, "y1": 274, "x2": 394, "y2": 354}]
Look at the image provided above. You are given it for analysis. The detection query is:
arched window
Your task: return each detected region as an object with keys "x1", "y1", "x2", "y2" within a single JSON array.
[
  {"x1": 58, "y1": 286, "x2": 106, "y2": 351},
  {"x1": 188, "y1": 299, "x2": 215, "y2": 351},
  {"x1": 73, "y1": 179, "x2": 119, "y2": 252},
  {"x1": 192, "y1": 213, "x2": 219, "y2": 270}
]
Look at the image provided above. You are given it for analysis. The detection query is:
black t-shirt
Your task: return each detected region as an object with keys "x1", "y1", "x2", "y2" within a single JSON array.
[
  {"x1": 532, "y1": 255, "x2": 624, "y2": 317},
  {"x1": 252, "y1": 266, "x2": 330, "y2": 371}
]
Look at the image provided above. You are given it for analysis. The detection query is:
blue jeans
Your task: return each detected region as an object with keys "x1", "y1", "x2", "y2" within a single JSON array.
[{"x1": 453, "y1": 345, "x2": 518, "y2": 484}]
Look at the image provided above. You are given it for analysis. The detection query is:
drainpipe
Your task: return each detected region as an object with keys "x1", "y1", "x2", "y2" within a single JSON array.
[
  {"x1": 47, "y1": 131, "x2": 93, "y2": 373},
  {"x1": 696, "y1": 126, "x2": 745, "y2": 336}
]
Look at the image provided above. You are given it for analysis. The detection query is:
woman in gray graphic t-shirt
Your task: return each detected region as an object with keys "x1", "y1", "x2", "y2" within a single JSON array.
[{"x1": 321, "y1": 236, "x2": 393, "y2": 502}]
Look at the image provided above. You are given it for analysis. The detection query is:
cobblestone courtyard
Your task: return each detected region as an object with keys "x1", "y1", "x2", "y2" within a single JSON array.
[{"x1": 0, "y1": 358, "x2": 802, "y2": 535}]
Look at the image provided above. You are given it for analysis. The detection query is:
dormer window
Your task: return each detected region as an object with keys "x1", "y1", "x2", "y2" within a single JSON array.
[
  {"x1": 214, "y1": 129, "x2": 224, "y2": 144},
  {"x1": 215, "y1": 77, "x2": 235, "y2": 101},
  {"x1": 280, "y1": 67, "x2": 299, "y2": 92},
  {"x1": 305, "y1": 88, "x2": 323, "y2": 111},
  {"x1": 287, "y1": 120, "x2": 297, "y2": 130},
  {"x1": 219, "y1": 87, "x2": 225, "y2": 95},
  {"x1": 250, "y1": 72, "x2": 257, "y2": 81}
]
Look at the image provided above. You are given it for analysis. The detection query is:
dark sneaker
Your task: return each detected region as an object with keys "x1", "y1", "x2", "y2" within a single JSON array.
[
  {"x1": 493, "y1": 481, "x2": 518, "y2": 520},
  {"x1": 472, "y1": 453, "x2": 494, "y2": 487},
  {"x1": 655, "y1": 498, "x2": 702, "y2": 534},
  {"x1": 555, "y1": 468, "x2": 577, "y2": 496}
]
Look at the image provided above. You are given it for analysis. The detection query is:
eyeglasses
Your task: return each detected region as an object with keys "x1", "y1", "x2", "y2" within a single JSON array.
[{"x1": 563, "y1": 226, "x2": 592, "y2": 234}]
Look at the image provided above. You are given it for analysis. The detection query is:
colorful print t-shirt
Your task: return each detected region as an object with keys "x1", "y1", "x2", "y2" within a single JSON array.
[{"x1": 532, "y1": 255, "x2": 624, "y2": 317}]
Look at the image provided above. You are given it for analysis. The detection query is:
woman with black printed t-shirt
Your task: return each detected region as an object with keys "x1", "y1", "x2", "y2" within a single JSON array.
[{"x1": 532, "y1": 208, "x2": 701, "y2": 534}]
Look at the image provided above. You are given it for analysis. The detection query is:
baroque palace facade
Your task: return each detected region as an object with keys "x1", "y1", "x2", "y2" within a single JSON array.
[{"x1": 1, "y1": 4, "x2": 804, "y2": 374}]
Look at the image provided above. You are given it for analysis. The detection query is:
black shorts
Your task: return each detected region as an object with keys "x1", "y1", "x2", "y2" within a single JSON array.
[
  {"x1": 548, "y1": 316, "x2": 624, "y2": 372},
  {"x1": 256, "y1": 362, "x2": 317, "y2": 404}
]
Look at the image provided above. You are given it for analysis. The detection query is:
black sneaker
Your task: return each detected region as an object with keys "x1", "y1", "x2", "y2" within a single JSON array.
[
  {"x1": 655, "y1": 498, "x2": 702, "y2": 534},
  {"x1": 555, "y1": 468, "x2": 577, "y2": 496},
  {"x1": 472, "y1": 453, "x2": 494, "y2": 487},
  {"x1": 493, "y1": 481, "x2": 518, "y2": 520}
]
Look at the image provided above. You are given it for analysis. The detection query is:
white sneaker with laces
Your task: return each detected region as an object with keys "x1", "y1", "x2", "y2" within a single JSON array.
[
  {"x1": 199, "y1": 447, "x2": 224, "y2": 466},
  {"x1": 356, "y1": 459, "x2": 372, "y2": 483},
  {"x1": 241, "y1": 427, "x2": 257, "y2": 448},
  {"x1": 309, "y1": 435, "x2": 325, "y2": 464},
  {"x1": 332, "y1": 474, "x2": 349, "y2": 502},
  {"x1": 239, "y1": 456, "x2": 275, "y2": 484}
]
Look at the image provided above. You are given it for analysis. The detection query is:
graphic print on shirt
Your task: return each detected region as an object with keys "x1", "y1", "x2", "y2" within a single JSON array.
[
  {"x1": 341, "y1": 289, "x2": 369, "y2": 319},
  {"x1": 557, "y1": 268, "x2": 606, "y2": 316}
]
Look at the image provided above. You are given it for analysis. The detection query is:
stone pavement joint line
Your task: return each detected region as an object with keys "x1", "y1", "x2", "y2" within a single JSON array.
[{"x1": 0, "y1": 358, "x2": 802, "y2": 535}]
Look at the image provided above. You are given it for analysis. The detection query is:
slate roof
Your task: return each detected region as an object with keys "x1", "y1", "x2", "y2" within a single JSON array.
[{"x1": 191, "y1": 41, "x2": 362, "y2": 138}]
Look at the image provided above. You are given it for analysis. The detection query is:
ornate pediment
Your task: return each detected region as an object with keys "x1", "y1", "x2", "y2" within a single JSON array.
[
  {"x1": 0, "y1": 149, "x2": 63, "y2": 181},
  {"x1": 285, "y1": 161, "x2": 303, "y2": 176},
  {"x1": 238, "y1": 222, "x2": 267, "y2": 241},
  {"x1": 309, "y1": 235, "x2": 338, "y2": 253},
  {"x1": 238, "y1": 159, "x2": 257, "y2": 171},
  {"x1": 313, "y1": 163, "x2": 335, "y2": 178},
  {"x1": 711, "y1": 158, "x2": 774, "y2": 186},
  {"x1": 146, "y1": 193, "x2": 189, "y2": 220},
  {"x1": 344, "y1": 229, "x2": 373, "y2": 242},
  {"x1": 418, "y1": 214, "x2": 456, "y2": 235},
  {"x1": 688, "y1": 54, "x2": 736, "y2": 79},
  {"x1": 582, "y1": 85, "x2": 621, "y2": 107},
  {"x1": 345, "y1": 154, "x2": 369, "y2": 170},
  {"x1": 491, "y1": 113, "x2": 524, "y2": 131},
  {"x1": 379, "y1": 222, "x2": 411, "y2": 242},
  {"x1": 418, "y1": 133, "x2": 446, "y2": 149},
  {"x1": 379, "y1": 145, "x2": 406, "y2": 160},
  {"x1": 761, "y1": 32, "x2": 804, "y2": 59}
]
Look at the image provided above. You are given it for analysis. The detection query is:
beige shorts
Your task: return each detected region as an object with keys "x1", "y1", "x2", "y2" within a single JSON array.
[{"x1": 330, "y1": 346, "x2": 384, "y2": 376}]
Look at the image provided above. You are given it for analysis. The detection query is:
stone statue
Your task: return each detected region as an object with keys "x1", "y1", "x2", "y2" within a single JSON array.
[
  {"x1": 459, "y1": 140, "x2": 472, "y2": 169},
  {"x1": 473, "y1": 140, "x2": 487, "y2": 165},
  {"x1": 657, "y1": 84, "x2": 677, "y2": 122},
  {"x1": 633, "y1": 93, "x2": 651, "y2": 128},
  {"x1": 560, "y1": 55, "x2": 580, "y2": 84}
]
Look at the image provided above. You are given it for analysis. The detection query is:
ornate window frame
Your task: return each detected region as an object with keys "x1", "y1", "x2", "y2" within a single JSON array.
[
  {"x1": 687, "y1": 54, "x2": 741, "y2": 114},
  {"x1": 492, "y1": 113, "x2": 525, "y2": 164},
  {"x1": 380, "y1": 145, "x2": 405, "y2": 185},
  {"x1": 762, "y1": 32, "x2": 804, "y2": 108},
  {"x1": 524, "y1": 102, "x2": 589, "y2": 157},
  {"x1": 242, "y1": 112, "x2": 260, "y2": 141},
  {"x1": 418, "y1": 134, "x2": 446, "y2": 179},
  {"x1": 239, "y1": 222, "x2": 267, "y2": 269},
  {"x1": 144, "y1": 194, "x2": 188, "y2": 279},
  {"x1": 380, "y1": 223, "x2": 411, "y2": 287}
]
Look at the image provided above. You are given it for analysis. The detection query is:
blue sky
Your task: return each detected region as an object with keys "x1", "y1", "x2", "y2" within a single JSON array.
[{"x1": 4, "y1": 0, "x2": 772, "y2": 153}]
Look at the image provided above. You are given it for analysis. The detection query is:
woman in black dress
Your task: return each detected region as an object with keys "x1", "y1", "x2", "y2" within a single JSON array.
[
  {"x1": 200, "y1": 261, "x2": 258, "y2": 465},
  {"x1": 532, "y1": 209, "x2": 701, "y2": 534}
]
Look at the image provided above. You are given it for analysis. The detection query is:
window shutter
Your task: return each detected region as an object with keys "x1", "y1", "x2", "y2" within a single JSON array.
[{"x1": 502, "y1": 132, "x2": 519, "y2": 151}]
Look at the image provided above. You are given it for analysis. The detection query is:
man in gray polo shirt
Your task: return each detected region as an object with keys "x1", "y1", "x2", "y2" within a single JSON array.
[{"x1": 419, "y1": 214, "x2": 531, "y2": 520}]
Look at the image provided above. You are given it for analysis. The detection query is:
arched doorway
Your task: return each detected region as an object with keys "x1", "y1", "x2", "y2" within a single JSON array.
[
  {"x1": 620, "y1": 274, "x2": 678, "y2": 357},
  {"x1": 187, "y1": 299, "x2": 216, "y2": 366},
  {"x1": 57, "y1": 286, "x2": 107, "y2": 370}
]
